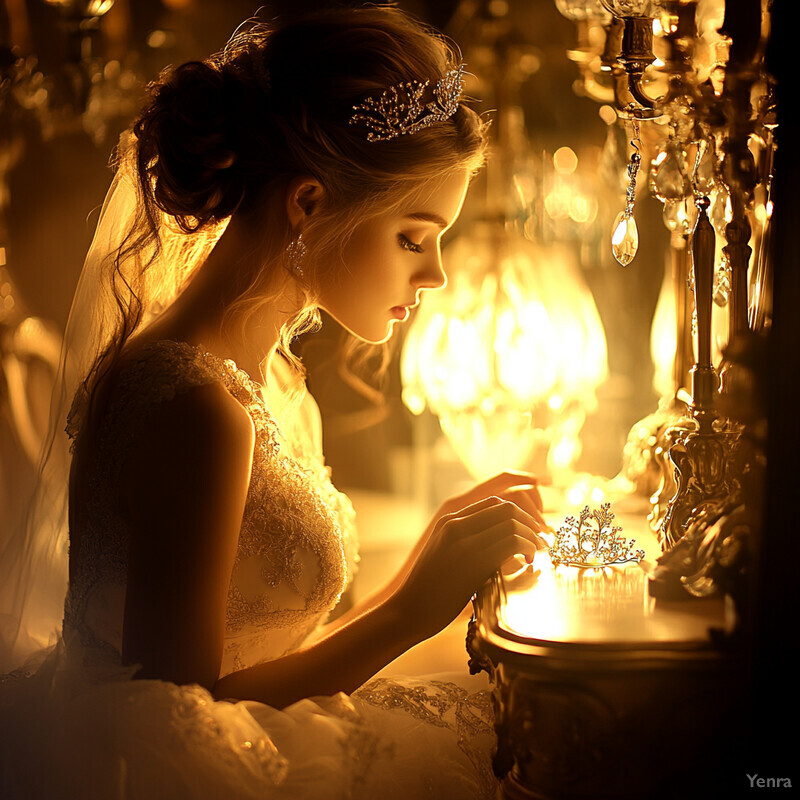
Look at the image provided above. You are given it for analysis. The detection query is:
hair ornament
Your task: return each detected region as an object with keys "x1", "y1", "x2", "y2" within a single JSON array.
[{"x1": 349, "y1": 64, "x2": 465, "y2": 142}]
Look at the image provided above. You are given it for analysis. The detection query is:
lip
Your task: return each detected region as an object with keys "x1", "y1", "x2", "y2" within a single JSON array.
[
  {"x1": 390, "y1": 302, "x2": 418, "y2": 321},
  {"x1": 390, "y1": 306, "x2": 411, "y2": 321}
]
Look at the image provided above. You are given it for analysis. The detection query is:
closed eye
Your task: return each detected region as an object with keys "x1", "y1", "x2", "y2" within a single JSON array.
[{"x1": 398, "y1": 233, "x2": 424, "y2": 254}]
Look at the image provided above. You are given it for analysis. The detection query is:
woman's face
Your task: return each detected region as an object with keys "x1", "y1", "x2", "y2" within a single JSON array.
[{"x1": 316, "y1": 169, "x2": 470, "y2": 344}]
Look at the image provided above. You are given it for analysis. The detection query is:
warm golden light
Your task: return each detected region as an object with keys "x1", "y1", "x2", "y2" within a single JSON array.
[
  {"x1": 495, "y1": 516, "x2": 708, "y2": 644},
  {"x1": 650, "y1": 264, "x2": 676, "y2": 398},
  {"x1": 553, "y1": 146, "x2": 578, "y2": 175},
  {"x1": 402, "y1": 226, "x2": 608, "y2": 480}
]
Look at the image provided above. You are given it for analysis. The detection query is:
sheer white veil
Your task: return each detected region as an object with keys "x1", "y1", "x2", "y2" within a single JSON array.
[{"x1": 0, "y1": 131, "x2": 227, "y2": 673}]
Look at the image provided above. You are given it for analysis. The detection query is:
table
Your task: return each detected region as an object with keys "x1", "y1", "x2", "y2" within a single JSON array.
[{"x1": 466, "y1": 514, "x2": 743, "y2": 799}]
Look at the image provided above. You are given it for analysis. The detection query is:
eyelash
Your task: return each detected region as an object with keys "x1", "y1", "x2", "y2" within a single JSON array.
[{"x1": 398, "y1": 234, "x2": 424, "y2": 254}]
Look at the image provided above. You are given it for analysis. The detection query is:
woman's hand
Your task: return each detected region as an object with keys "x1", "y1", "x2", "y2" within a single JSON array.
[
  {"x1": 435, "y1": 471, "x2": 547, "y2": 531},
  {"x1": 393, "y1": 493, "x2": 547, "y2": 641},
  {"x1": 398, "y1": 471, "x2": 548, "y2": 582}
]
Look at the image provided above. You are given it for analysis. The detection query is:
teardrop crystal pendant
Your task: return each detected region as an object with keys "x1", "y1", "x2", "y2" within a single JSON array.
[
  {"x1": 611, "y1": 212, "x2": 639, "y2": 266},
  {"x1": 662, "y1": 197, "x2": 697, "y2": 236},
  {"x1": 711, "y1": 183, "x2": 733, "y2": 236},
  {"x1": 650, "y1": 142, "x2": 690, "y2": 202},
  {"x1": 713, "y1": 252, "x2": 732, "y2": 307},
  {"x1": 693, "y1": 140, "x2": 717, "y2": 195}
]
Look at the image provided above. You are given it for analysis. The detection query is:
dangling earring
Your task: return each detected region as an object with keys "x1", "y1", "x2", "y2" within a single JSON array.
[{"x1": 286, "y1": 233, "x2": 306, "y2": 277}]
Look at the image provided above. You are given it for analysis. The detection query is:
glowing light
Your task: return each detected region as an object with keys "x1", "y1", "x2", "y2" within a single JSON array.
[
  {"x1": 565, "y1": 475, "x2": 607, "y2": 507},
  {"x1": 569, "y1": 195, "x2": 597, "y2": 224},
  {"x1": 553, "y1": 146, "x2": 579, "y2": 175},
  {"x1": 86, "y1": 0, "x2": 115, "y2": 16},
  {"x1": 545, "y1": 187, "x2": 571, "y2": 220},
  {"x1": 650, "y1": 266, "x2": 676, "y2": 398},
  {"x1": 402, "y1": 228, "x2": 607, "y2": 480}
]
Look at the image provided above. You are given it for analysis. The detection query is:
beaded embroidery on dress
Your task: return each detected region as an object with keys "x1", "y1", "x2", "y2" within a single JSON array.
[{"x1": 64, "y1": 339, "x2": 358, "y2": 675}]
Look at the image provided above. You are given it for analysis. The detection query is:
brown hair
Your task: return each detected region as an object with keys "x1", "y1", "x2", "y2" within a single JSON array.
[{"x1": 91, "y1": 6, "x2": 487, "y2": 400}]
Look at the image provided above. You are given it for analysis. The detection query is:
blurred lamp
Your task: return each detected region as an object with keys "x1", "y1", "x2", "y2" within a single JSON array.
[{"x1": 402, "y1": 225, "x2": 608, "y2": 482}]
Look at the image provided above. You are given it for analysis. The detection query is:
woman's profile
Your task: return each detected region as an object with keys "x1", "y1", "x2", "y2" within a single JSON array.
[{"x1": 1, "y1": 7, "x2": 546, "y2": 798}]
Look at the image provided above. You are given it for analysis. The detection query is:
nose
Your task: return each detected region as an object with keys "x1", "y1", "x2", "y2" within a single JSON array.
[{"x1": 412, "y1": 245, "x2": 447, "y2": 292}]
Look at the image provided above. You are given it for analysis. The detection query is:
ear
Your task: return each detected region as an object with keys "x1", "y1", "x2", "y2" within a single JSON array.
[{"x1": 286, "y1": 176, "x2": 325, "y2": 228}]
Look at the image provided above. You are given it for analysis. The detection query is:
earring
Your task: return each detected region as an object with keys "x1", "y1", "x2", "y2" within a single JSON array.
[{"x1": 286, "y1": 233, "x2": 306, "y2": 277}]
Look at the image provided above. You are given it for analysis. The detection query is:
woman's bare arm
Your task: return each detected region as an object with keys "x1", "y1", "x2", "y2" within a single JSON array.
[
  {"x1": 213, "y1": 493, "x2": 542, "y2": 706},
  {"x1": 120, "y1": 383, "x2": 542, "y2": 708},
  {"x1": 121, "y1": 381, "x2": 255, "y2": 688}
]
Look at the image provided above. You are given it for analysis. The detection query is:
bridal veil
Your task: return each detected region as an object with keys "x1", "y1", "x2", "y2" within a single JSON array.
[{"x1": 0, "y1": 131, "x2": 227, "y2": 673}]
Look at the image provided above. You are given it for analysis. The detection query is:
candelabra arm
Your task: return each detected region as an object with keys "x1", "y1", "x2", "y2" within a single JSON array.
[
  {"x1": 671, "y1": 234, "x2": 693, "y2": 393},
  {"x1": 692, "y1": 199, "x2": 715, "y2": 368},
  {"x1": 626, "y1": 71, "x2": 656, "y2": 109},
  {"x1": 690, "y1": 197, "x2": 718, "y2": 429},
  {"x1": 725, "y1": 199, "x2": 752, "y2": 339},
  {"x1": 618, "y1": 16, "x2": 660, "y2": 113}
]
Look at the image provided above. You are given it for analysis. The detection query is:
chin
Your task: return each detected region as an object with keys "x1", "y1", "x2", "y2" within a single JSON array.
[
  {"x1": 354, "y1": 328, "x2": 394, "y2": 345},
  {"x1": 332, "y1": 316, "x2": 397, "y2": 345}
]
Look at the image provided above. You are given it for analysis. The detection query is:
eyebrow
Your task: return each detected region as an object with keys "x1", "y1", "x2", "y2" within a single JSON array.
[{"x1": 404, "y1": 212, "x2": 449, "y2": 229}]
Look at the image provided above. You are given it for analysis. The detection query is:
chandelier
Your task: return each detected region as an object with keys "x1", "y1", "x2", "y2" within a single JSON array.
[{"x1": 556, "y1": 0, "x2": 774, "y2": 568}]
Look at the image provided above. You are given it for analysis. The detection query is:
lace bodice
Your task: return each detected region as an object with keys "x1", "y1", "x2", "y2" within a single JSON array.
[{"x1": 64, "y1": 340, "x2": 358, "y2": 677}]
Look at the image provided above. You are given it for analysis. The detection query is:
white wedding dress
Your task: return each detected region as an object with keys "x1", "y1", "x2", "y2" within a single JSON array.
[{"x1": 0, "y1": 339, "x2": 497, "y2": 800}]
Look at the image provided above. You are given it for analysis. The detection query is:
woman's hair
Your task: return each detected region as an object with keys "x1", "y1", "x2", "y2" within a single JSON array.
[{"x1": 91, "y1": 6, "x2": 487, "y2": 399}]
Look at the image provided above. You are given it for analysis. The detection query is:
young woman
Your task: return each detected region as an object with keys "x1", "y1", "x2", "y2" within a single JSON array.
[{"x1": 1, "y1": 7, "x2": 546, "y2": 798}]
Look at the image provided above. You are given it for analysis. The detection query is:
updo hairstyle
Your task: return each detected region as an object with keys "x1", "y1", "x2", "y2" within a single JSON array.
[{"x1": 133, "y1": 6, "x2": 487, "y2": 291}]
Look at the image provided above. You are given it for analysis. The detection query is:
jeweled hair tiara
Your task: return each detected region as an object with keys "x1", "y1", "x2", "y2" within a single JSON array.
[{"x1": 348, "y1": 64, "x2": 465, "y2": 142}]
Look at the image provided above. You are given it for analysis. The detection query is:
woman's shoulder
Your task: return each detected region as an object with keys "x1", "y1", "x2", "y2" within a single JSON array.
[
  {"x1": 115, "y1": 339, "x2": 258, "y2": 437},
  {"x1": 68, "y1": 339, "x2": 244, "y2": 450},
  {"x1": 116, "y1": 339, "x2": 220, "y2": 399}
]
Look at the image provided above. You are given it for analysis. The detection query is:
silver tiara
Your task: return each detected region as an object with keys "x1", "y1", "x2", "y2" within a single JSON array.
[{"x1": 348, "y1": 65, "x2": 465, "y2": 143}]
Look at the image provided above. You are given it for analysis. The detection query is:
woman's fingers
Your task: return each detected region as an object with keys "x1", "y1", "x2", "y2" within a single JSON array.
[
  {"x1": 469, "y1": 515, "x2": 546, "y2": 554},
  {"x1": 485, "y1": 530, "x2": 540, "y2": 569},
  {"x1": 448, "y1": 499, "x2": 547, "y2": 546},
  {"x1": 446, "y1": 492, "x2": 544, "y2": 530},
  {"x1": 462, "y1": 523, "x2": 540, "y2": 585},
  {"x1": 442, "y1": 471, "x2": 544, "y2": 515},
  {"x1": 500, "y1": 486, "x2": 547, "y2": 529},
  {"x1": 442, "y1": 473, "x2": 548, "y2": 532}
]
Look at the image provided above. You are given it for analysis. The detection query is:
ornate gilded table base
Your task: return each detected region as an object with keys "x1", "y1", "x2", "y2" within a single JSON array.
[{"x1": 467, "y1": 529, "x2": 741, "y2": 800}]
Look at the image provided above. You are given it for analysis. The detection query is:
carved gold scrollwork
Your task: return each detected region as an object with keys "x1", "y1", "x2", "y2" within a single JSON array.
[
  {"x1": 661, "y1": 428, "x2": 742, "y2": 549},
  {"x1": 466, "y1": 615, "x2": 494, "y2": 680}
]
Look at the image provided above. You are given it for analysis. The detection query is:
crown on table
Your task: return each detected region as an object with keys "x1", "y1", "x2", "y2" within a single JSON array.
[
  {"x1": 549, "y1": 503, "x2": 645, "y2": 569},
  {"x1": 348, "y1": 65, "x2": 465, "y2": 142}
]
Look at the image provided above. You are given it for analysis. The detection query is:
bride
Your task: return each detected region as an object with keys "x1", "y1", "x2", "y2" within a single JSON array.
[{"x1": 0, "y1": 7, "x2": 547, "y2": 799}]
